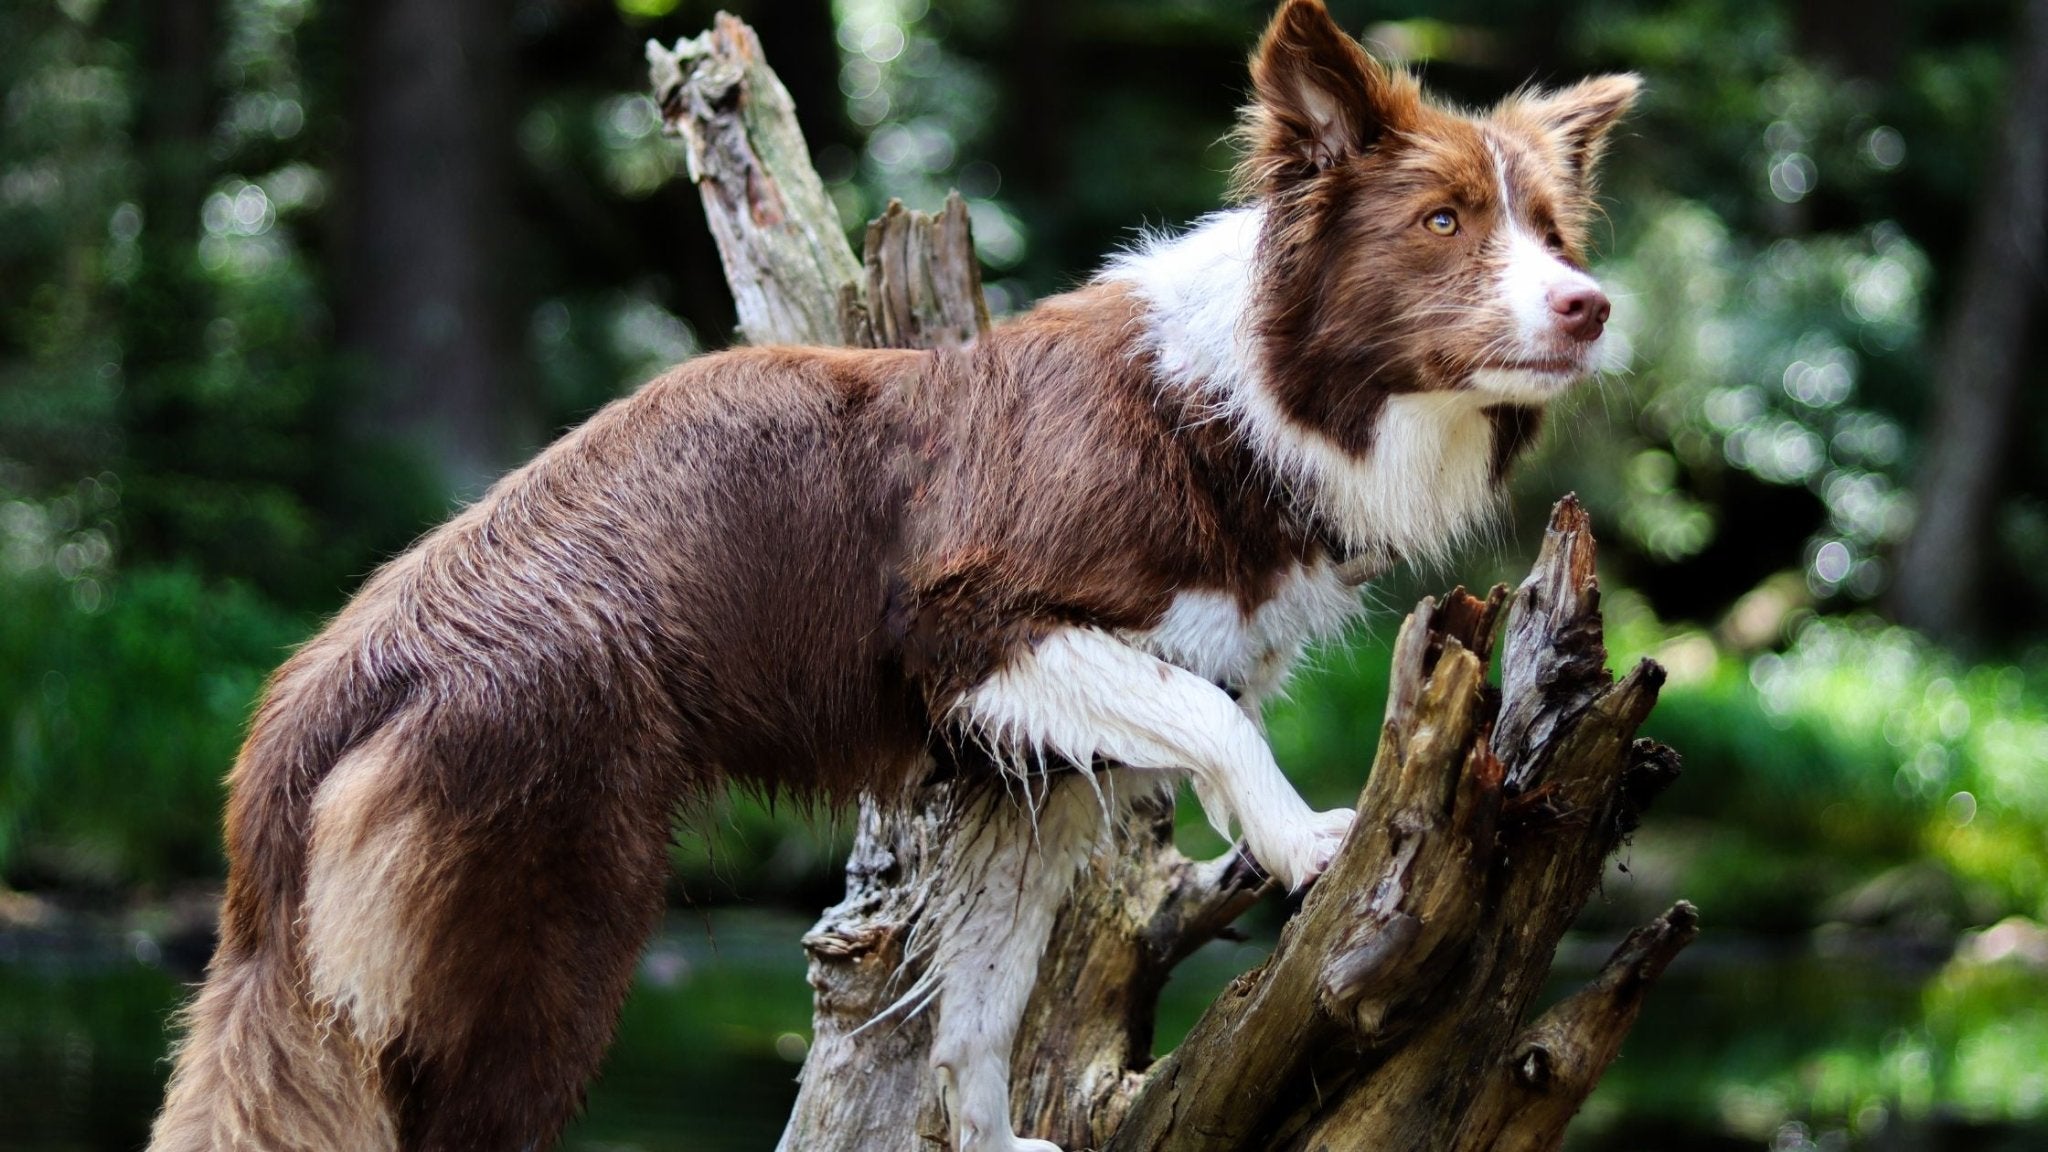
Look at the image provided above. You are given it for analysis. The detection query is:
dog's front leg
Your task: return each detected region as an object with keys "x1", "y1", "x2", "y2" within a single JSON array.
[
  {"x1": 956, "y1": 626, "x2": 1354, "y2": 891},
  {"x1": 924, "y1": 626, "x2": 1351, "y2": 1150}
]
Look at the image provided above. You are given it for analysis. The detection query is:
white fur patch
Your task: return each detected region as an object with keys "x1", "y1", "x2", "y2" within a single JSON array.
[
  {"x1": 303, "y1": 730, "x2": 435, "y2": 1049},
  {"x1": 1468, "y1": 226, "x2": 1610, "y2": 403},
  {"x1": 1500, "y1": 227, "x2": 1566, "y2": 346},
  {"x1": 1123, "y1": 558, "x2": 1360, "y2": 706},
  {"x1": 1101, "y1": 209, "x2": 1261, "y2": 393},
  {"x1": 1472, "y1": 138, "x2": 1619, "y2": 403},
  {"x1": 935, "y1": 625, "x2": 1361, "y2": 1148},
  {"x1": 1322, "y1": 390, "x2": 1504, "y2": 562},
  {"x1": 1102, "y1": 210, "x2": 1507, "y2": 566}
]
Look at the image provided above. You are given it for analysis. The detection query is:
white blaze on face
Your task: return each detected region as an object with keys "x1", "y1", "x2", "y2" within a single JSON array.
[
  {"x1": 1500, "y1": 228, "x2": 1599, "y2": 348},
  {"x1": 1470, "y1": 139, "x2": 1615, "y2": 402}
]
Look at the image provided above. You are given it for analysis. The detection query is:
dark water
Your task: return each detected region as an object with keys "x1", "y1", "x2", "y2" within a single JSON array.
[
  {"x1": 0, "y1": 909, "x2": 822, "y2": 1152},
  {"x1": 4, "y1": 909, "x2": 2045, "y2": 1151}
]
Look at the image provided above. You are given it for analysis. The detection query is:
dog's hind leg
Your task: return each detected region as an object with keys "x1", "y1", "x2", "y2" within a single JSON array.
[
  {"x1": 299, "y1": 724, "x2": 679, "y2": 1152},
  {"x1": 923, "y1": 772, "x2": 1109, "y2": 1152}
]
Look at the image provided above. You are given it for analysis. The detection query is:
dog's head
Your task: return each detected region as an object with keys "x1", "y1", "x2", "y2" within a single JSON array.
[{"x1": 1239, "y1": 0, "x2": 1639, "y2": 452}]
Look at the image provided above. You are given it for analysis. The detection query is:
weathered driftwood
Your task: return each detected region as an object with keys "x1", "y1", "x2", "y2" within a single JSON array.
[
  {"x1": 854, "y1": 195, "x2": 992, "y2": 350},
  {"x1": 648, "y1": 16, "x2": 862, "y2": 346},
  {"x1": 650, "y1": 16, "x2": 1693, "y2": 1151},
  {"x1": 1457, "y1": 902, "x2": 1698, "y2": 1152},
  {"x1": 1098, "y1": 504, "x2": 1687, "y2": 1152}
]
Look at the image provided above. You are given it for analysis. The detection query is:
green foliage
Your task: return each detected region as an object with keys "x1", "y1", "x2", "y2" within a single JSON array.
[
  {"x1": 1607, "y1": 604, "x2": 2048, "y2": 923},
  {"x1": 616, "y1": 0, "x2": 685, "y2": 19},
  {"x1": 1929, "y1": 941, "x2": 2048, "y2": 1121},
  {"x1": 1588, "y1": 930, "x2": 2048, "y2": 1144},
  {"x1": 0, "y1": 566, "x2": 307, "y2": 886}
]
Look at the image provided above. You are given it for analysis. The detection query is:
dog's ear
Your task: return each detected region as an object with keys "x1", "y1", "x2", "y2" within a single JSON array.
[
  {"x1": 1524, "y1": 74, "x2": 1642, "y2": 188},
  {"x1": 1247, "y1": 0, "x2": 1413, "y2": 182}
]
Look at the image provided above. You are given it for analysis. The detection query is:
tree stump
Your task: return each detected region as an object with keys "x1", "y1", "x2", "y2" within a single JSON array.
[{"x1": 648, "y1": 17, "x2": 1693, "y2": 1151}]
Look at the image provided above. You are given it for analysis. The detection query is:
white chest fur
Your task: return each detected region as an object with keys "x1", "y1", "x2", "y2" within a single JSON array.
[
  {"x1": 1104, "y1": 209, "x2": 1507, "y2": 568},
  {"x1": 1122, "y1": 559, "x2": 1362, "y2": 705},
  {"x1": 1301, "y1": 390, "x2": 1503, "y2": 566}
]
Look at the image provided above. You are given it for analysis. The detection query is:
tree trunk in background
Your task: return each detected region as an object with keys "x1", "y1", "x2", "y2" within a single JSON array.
[
  {"x1": 343, "y1": 0, "x2": 522, "y2": 500},
  {"x1": 1795, "y1": 0, "x2": 1904, "y2": 82},
  {"x1": 1890, "y1": 0, "x2": 2048, "y2": 643},
  {"x1": 997, "y1": 0, "x2": 1071, "y2": 280},
  {"x1": 119, "y1": 0, "x2": 219, "y2": 562},
  {"x1": 129, "y1": 0, "x2": 216, "y2": 316}
]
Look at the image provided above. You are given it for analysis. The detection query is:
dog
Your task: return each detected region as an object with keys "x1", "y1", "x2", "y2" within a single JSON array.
[{"x1": 148, "y1": 2, "x2": 1637, "y2": 1149}]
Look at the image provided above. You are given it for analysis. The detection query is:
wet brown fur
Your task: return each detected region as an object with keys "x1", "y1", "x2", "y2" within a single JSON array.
[{"x1": 151, "y1": 4, "x2": 1636, "y2": 1149}]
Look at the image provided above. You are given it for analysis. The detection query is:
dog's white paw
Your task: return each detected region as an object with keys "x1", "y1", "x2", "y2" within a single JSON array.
[{"x1": 1272, "y1": 806, "x2": 1356, "y2": 892}]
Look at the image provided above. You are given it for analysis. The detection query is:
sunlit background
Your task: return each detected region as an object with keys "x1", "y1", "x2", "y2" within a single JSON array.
[{"x1": 2, "y1": 0, "x2": 2045, "y2": 1149}]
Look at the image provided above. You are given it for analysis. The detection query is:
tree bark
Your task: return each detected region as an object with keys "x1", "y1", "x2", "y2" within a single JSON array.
[
  {"x1": 648, "y1": 17, "x2": 864, "y2": 348},
  {"x1": 651, "y1": 17, "x2": 1693, "y2": 1150},
  {"x1": 1889, "y1": 0, "x2": 2048, "y2": 643}
]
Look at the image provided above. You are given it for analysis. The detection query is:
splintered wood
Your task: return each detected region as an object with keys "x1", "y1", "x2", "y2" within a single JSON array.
[
  {"x1": 1100, "y1": 500, "x2": 1686, "y2": 1152},
  {"x1": 854, "y1": 196, "x2": 991, "y2": 349}
]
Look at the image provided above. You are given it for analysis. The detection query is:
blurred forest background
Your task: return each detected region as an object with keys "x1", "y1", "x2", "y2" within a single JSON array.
[{"x1": 2, "y1": 0, "x2": 2046, "y2": 1149}]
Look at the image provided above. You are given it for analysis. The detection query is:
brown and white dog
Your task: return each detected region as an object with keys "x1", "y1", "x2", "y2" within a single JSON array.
[{"x1": 148, "y1": 2, "x2": 1637, "y2": 1149}]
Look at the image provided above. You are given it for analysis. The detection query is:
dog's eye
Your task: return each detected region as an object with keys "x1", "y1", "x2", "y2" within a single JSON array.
[
  {"x1": 1423, "y1": 209, "x2": 1459, "y2": 237},
  {"x1": 1545, "y1": 231, "x2": 1566, "y2": 251}
]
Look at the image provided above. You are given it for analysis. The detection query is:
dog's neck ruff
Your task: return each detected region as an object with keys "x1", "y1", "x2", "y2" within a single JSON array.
[{"x1": 1101, "y1": 208, "x2": 1505, "y2": 573}]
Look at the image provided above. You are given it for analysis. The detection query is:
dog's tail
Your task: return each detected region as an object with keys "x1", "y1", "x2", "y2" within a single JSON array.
[
  {"x1": 150, "y1": 937, "x2": 395, "y2": 1152},
  {"x1": 149, "y1": 645, "x2": 406, "y2": 1152}
]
